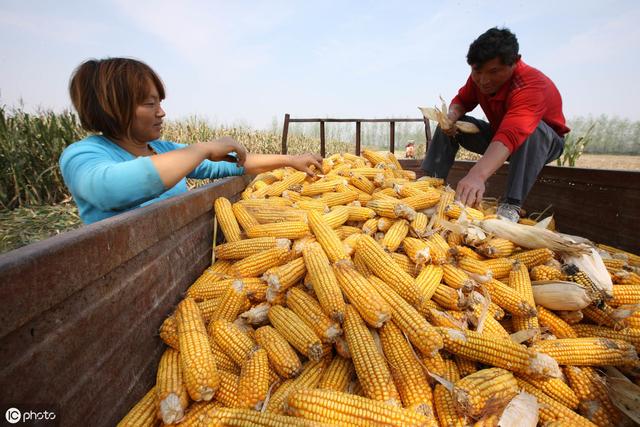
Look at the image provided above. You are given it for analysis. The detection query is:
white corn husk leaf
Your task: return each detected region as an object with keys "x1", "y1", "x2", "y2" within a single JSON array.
[
  {"x1": 563, "y1": 247, "x2": 613, "y2": 299},
  {"x1": 475, "y1": 218, "x2": 591, "y2": 255},
  {"x1": 534, "y1": 215, "x2": 554, "y2": 230},
  {"x1": 455, "y1": 121, "x2": 480, "y2": 133},
  {"x1": 497, "y1": 392, "x2": 539, "y2": 427},
  {"x1": 611, "y1": 304, "x2": 640, "y2": 321},
  {"x1": 531, "y1": 280, "x2": 593, "y2": 311},
  {"x1": 603, "y1": 367, "x2": 640, "y2": 424},
  {"x1": 509, "y1": 329, "x2": 539, "y2": 344}
]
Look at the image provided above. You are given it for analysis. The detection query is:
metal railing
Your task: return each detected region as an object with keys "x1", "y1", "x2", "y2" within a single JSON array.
[{"x1": 280, "y1": 114, "x2": 431, "y2": 156}]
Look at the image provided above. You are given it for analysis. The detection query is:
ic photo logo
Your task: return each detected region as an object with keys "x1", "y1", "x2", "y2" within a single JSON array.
[
  {"x1": 4, "y1": 406, "x2": 57, "y2": 424},
  {"x1": 5, "y1": 407, "x2": 21, "y2": 424}
]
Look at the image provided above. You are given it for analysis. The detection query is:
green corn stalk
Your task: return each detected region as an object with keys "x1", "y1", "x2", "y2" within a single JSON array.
[{"x1": 557, "y1": 124, "x2": 595, "y2": 167}]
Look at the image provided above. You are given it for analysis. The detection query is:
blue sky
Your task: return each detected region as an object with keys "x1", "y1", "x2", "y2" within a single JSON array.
[{"x1": 1, "y1": 0, "x2": 639, "y2": 129}]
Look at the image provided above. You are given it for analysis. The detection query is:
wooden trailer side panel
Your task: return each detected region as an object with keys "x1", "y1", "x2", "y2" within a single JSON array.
[
  {"x1": 399, "y1": 160, "x2": 640, "y2": 253},
  {"x1": 0, "y1": 176, "x2": 251, "y2": 426}
]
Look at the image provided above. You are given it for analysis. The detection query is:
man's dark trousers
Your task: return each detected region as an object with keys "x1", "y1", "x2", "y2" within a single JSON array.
[{"x1": 420, "y1": 116, "x2": 565, "y2": 206}]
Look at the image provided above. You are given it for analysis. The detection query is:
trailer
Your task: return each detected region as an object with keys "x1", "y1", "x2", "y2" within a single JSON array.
[{"x1": 0, "y1": 135, "x2": 638, "y2": 425}]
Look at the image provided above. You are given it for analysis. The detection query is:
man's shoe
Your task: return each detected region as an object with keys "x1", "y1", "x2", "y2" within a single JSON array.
[{"x1": 496, "y1": 203, "x2": 521, "y2": 223}]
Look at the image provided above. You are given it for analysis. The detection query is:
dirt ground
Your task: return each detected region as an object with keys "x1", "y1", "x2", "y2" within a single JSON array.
[{"x1": 572, "y1": 154, "x2": 640, "y2": 171}]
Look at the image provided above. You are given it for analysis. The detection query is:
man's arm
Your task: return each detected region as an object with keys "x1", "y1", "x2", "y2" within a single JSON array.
[{"x1": 455, "y1": 141, "x2": 510, "y2": 207}]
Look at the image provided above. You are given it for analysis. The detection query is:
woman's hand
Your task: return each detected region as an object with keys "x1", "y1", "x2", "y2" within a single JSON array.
[
  {"x1": 202, "y1": 136, "x2": 248, "y2": 166},
  {"x1": 289, "y1": 153, "x2": 323, "y2": 176}
]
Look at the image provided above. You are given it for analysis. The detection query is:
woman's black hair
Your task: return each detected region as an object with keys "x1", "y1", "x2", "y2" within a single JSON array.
[{"x1": 466, "y1": 27, "x2": 521, "y2": 67}]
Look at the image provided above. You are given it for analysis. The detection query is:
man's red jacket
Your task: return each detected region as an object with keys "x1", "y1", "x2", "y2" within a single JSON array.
[{"x1": 451, "y1": 59, "x2": 570, "y2": 153}]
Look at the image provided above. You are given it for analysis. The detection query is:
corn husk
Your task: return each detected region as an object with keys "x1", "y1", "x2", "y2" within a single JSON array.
[
  {"x1": 531, "y1": 280, "x2": 593, "y2": 311},
  {"x1": 603, "y1": 367, "x2": 640, "y2": 424},
  {"x1": 563, "y1": 247, "x2": 614, "y2": 300},
  {"x1": 497, "y1": 391, "x2": 539, "y2": 427},
  {"x1": 418, "y1": 98, "x2": 480, "y2": 134},
  {"x1": 555, "y1": 310, "x2": 584, "y2": 324},
  {"x1": 475, "y1": 218, "x2": 591, "y2": 255}
]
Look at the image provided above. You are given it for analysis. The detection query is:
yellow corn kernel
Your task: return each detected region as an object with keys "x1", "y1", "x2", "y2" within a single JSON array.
[
  {"x1": 236, "y1": 348, "x2": 270, "y2": 410},
  {"x1": 232, "y1": 202, "x2": 260, "y2": 231},
  {"x1": 255, "y1": 325, "x2": 301, "y2": 379},
  {"x1": 246, "y1": 221, "x2": 310, "y2": 240},
  {"x1": 208, "y1": 319, "x2": 256, "y2": 366},
  {"x1": 532, "y1": 337, "x2": 638, "y2": 366},
  {"x1": 116, "y1": 386, "x2": 158, "y2": 427},
  {"x1": 307, "y1": 210, "x2": 349, "y2": 262},
  {"x1": 452, "y1": 368, "x2": 518, "y2": 418},
  {"x1": 230, "y1": 247, "x2": 290, "y2": 278},
  {"x1": 510, "y1": 248, "x2": 554, "y2": 269},
  {"x1": 318, "y1": 356, "x2": 355, "y2": 392},
  {"x1": 266, "y1": 358, "x2": 328, "y2": 414},
  {"x1": 264, "y1": 257, "x2": 307, "y2": 300}
]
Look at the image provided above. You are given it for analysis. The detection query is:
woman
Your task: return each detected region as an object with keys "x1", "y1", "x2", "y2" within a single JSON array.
[{"x1": 60, "y1": 58, "x2": 321, "y2": 224}]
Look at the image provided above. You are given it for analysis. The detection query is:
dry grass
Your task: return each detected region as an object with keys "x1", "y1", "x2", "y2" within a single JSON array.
[{"x1": 572, "y1": 154, "x2": 640, "y2": 171}]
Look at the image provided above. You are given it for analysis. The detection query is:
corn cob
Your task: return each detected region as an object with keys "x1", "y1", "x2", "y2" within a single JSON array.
[
  {"x1": 611, "y1": 284, "x2": 640, "y2": 306},
  {"x1": 409, "y1": 212, "x2": 429, "y2": 238},
  {"x1": 171, "y1": 401, "x2": 221, "y2": 426},
  {"x1": 444, "y1": 203, "x2": 484, "y2": 221},
  {"x1": 266, "y1": 358, "x2": 328, "y2": 414},
  {"x1": 342, "y1": 232, "x2": 363, "y2": 257},
  {"x1": 563, "y1": 264, "x2": 604, "y2": 305},
  {"x1": 415, "y1": 264, "x2": 444, "y2": 301},
  {"x1": 530, "y1": 264, "x2": 565, "y2": 281},
  {"x1": 368, "y1": 276, "x2": 443, "y2": 356},
  {"x1": 214, "y1": 197, "x2": 242, "y2": 243},
  {"x1": 236, "y1": 348, "x2": 270, "y2": 410},
  {"x1": 350, "y1": 174, "x2": 376, "y2": 194},
  {"x1": 389, "y1": 252, "x2": 417, "y2": 277},
  {"x1": 429, "y1": 284, "x2": 464, "y2": 311},
  {"x1": 320, "y1": 191, "x2": 359, "y2": 207},
  {"x1": 264, "y1": 257, "x2": 307, "y2": 300},
  {"x1": 116, "y1": 386, "x2": 158, "y2": 427},
  {"x1": 532, "y1": 337, "x2": 639, "y2": 366},
  {"x1": 231, "y1": 247, "x2": 290, "y2": 278},
  {"x1": 333, "y1": 261, "x2": 392, "y2": 328},
  {"x1": 367, "y1": 199, "x2": 416, "y2": 221},
  {"x1": 322, "y1": 206, "x2": 350, "y2": 228},
  {"x1": 612, "y1": 270, "x2": 640, "y2": 286},
  {"x1": 452, "y1": 367, "x2": 518, "y2": 418},
  {"x1": 484, "y1": 278, "x2": 537, "y2": 317},
  {"x1": 381, "y1": 219, "x2": 409, "y2": 252},
  {"x1": 482, "y1": 257, "x2": 514, "y2": 279},
  {"x1": 335, "y1": 225, "x2": 363, "y2": 240},
  {"x1": 536, "y1": 306, "x2": 578, "y2": 338},
  {"x1": 208, "y1": 319, "x2": 256, "y2": 366},
  {"x1": 215, "y1": 237, "x2": 290, "y2": 260},
  {"x1": 362, "y1": 218, "x2": 379, "y2": 235},
  {"x1": 582, "y1": 304, "x2": 625, "y2": 329},
  {"x1": 344, "y1": 205, "x2": 376, "y2": 222},
  {"x1": 426, "y1": 234, "x2": 450, "y2": 264},
  {"x1": 255, "y1": 325, "x2": 301, "y2": 379},
  {"x1": 212, "y1": 370, "x2": 239, "y2": 407},
  {"x1": 318, "y1": 356, "x2": 354, "y2": 392},
  {"x1": 208, "y1": 279, "x2": 247, "y2": 323},
  {"x1": 285, "y1": 388, "x2": 435, "y2": 427},
  {"x1": 564, "y1": 366, "x2": 624, "y2": 427},
  {"x1": 509, "y1": 261, "x2": 540, "y2": 339},
  {"x1": 203, "y1": 407, "x2": 330, "y2": 426},
  {"x1": 176, "y1": 298, "x2": 220, "y2": 401},
  {"x1": 259, "y1": 171, "x2": 307, "y2": 197},
  {"x1": 442, "y1": 264, "x2": 476, "y2": 291},
  {"x1": 246, "y1": 222, "x2": 310, "y2": 240},
  {"x1": 433, "y1": 385, "x2": 467, "y2": 427},
  {"x1": 189, "y1": 263, "x2": 233, "y2": 293},
  {"x1": 155, "y1": 348, "x2": 189, "y2": 423},
  {"x1": 516, "y1": 378, "x2": 597, "y2": 427},
  {"x1": 239, "y1": 197, "x2": 293, "y2": 208},
  {"x1": 401, "y1": 191, "x2": 441, "y2": 211},
  {"x1": 302, "y1": 242, "x2": 345, "y2": 323},
  {"x1": 343, "y1": 305, "x2": 400, "y2": 404},
  {"x1": 516, "y1": 373, "x2": 579, "y2": 409},
  {"x1": 477, "y1": 238, "x2": 516, "y2": 258},
  {"x1": 306, "y1": 210, "x2": 349, "y2": 262},
  {"x1": 468, "y1": 304, "x2": 511, "y2": 340},
  {"x1": 436, "y1": 327, "x2": 561, "y2": 378},
  {"x1": 510, "y1": 248, "x2": 554, "y2": 269},
  {"x1": 210, "y1": 339, "x2": 240, "y2": 374},
  {"x1": 356, "y1": 234, "x2": 421, "y2": 306},
  {"x1": 232, "y1": 202, "x2": 260, "y2": 231},
  {"x1": 454, "y1": 355, "x2": 478, "y2": 377},
  {"x1": 403, "y1": 237, "x2": 431, "y2": 265},
  {"x1": 286, "y1": 287, "x2": 342, "y2": 343},
  {"x1": 572, "y1": 324, "x2": 640, "y2": 349},
  {"x1": 268, "y1": 305, "x2": 323, "y2": 361},
  {"x1": 379, "y1": 321, "x2": 435, "y2": 415},
  {"x1": 458, "y1": 255, "x2": 492, "y2": 279},
  {"x1": 450, "y1": 245, "x2": 484, "y2": 261}
]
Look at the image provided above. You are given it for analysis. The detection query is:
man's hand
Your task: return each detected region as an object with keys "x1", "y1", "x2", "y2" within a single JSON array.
[
  {"x1": 290, "y1": 153, "x2": 323, "y2": 176},
  {"x1": 455, "y1": 171, "x2": 485, "y2": 208},
  {"x1": 442, "y1": 111, "x2": 459, "y2": 137},
  {"x1": 203, "y1": 136, "x2": 248, "y2": 166}
]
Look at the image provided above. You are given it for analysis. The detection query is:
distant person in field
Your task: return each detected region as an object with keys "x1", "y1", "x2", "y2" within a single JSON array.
[
  {"x1": 405, "y1": 142, "x2": 415, "y2": 159},
  {"x1": 60, "y1": 57, "x2": 321, "y2": 224},
  {"x1": 421, "y1": 27, "x2": 569, "y2": 222}
]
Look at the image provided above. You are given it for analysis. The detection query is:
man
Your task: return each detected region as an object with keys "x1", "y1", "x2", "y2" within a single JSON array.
[
  {"x1": 405, "y1": 141, "x2": 416, "y2": 159},
  {"x1": 421, "y1": 27, "x2": 569, "y2": 221}
]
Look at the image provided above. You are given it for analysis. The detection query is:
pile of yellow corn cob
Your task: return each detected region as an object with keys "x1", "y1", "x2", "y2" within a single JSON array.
[{"x1": 118, "y1": 150, "x2": 640, "y2": 427}]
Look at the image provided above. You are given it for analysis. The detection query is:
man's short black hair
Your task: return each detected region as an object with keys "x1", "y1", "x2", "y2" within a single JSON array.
[{"x1": 467, "y1": 27, "x2": 521, "y2": 67}]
